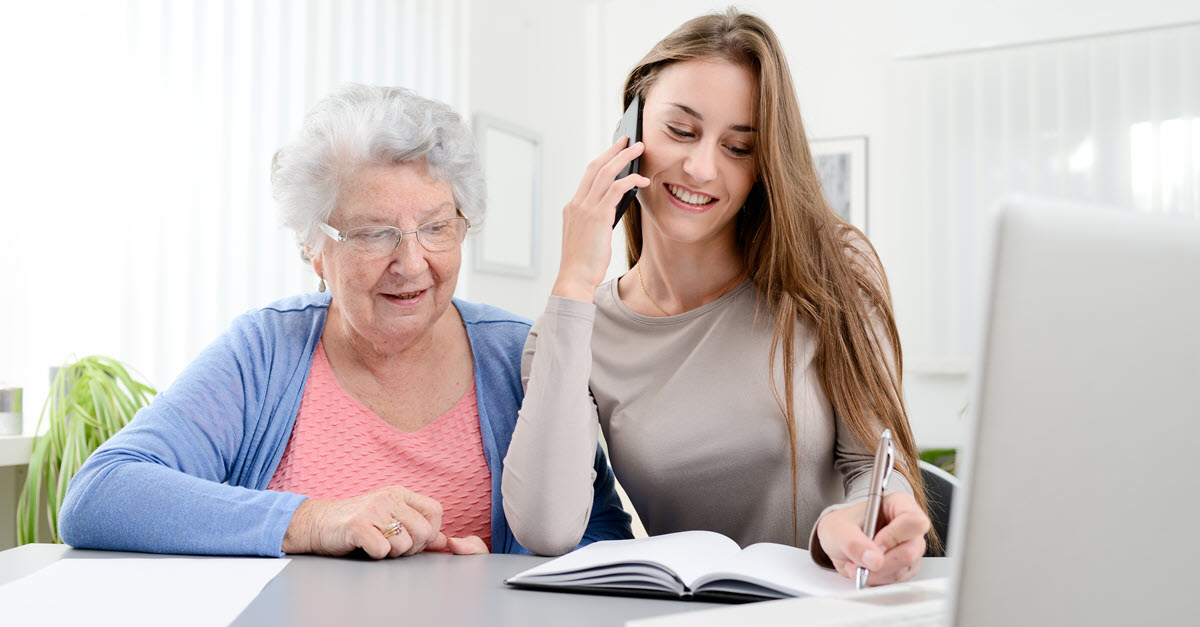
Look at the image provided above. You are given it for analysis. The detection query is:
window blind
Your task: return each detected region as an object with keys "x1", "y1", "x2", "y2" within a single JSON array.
[{"x1": 895, "y1": 23, "x2": 1200, "y2": 369}]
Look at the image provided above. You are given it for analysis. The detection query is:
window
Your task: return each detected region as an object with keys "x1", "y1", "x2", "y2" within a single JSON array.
[{"x1": 896, "y1": 23, "x2": 1200, "y2": 369}]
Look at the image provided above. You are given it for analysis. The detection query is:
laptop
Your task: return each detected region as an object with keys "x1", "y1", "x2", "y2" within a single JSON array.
[
  {"x1": 629, "y1": 196, "x2": 1200, "y2": 626},
  {"x1": 948, "y1": 195, "x2": 1200, "y2": 626}
]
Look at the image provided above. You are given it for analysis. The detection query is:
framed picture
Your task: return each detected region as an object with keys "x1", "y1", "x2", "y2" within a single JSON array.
[
  {"x1": 810, "y1": 136, "x2": 868, "y2": 233},
  {"x1": 473, "y1": 115, "x2": 541, "y2": 276}
]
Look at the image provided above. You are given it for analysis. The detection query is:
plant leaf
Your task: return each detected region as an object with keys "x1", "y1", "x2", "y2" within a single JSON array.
[{"x1": 16, "y1": 355, "x2": 157, "y2": 544}]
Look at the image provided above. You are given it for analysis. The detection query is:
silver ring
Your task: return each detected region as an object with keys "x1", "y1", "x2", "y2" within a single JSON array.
[{"x1": 382, "y1": 521, "x2": 402, "y2": 539}]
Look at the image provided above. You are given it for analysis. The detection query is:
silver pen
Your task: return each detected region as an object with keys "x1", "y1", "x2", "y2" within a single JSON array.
[{"x1": 856, "y1": 428, "x2": 895, "y2": 590}]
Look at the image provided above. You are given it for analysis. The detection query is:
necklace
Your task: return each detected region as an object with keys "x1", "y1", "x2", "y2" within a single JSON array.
[
  {"x1": 636, "y1": 264, "x2": 743, "y2": 317},
  {"x1": 637, "y1": 265, "x2": 672, "y2": 316}
]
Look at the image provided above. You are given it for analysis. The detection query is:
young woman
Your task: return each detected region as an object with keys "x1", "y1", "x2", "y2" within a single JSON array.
[{"x1": 502, "y1": 9, "x2": 933, "y2": 585}]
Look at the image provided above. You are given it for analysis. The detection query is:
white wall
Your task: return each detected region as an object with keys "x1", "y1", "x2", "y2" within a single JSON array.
[
  {"x1": 465, "y1": 0, "x2": 1200, "y2": 449},
  {"x1": 464, "y1": 0, "x2": 594, "y2": 318}
]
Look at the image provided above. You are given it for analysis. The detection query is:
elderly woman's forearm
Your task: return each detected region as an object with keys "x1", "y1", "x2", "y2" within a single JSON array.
[
  {"x1": 59, "y1": 454, "x2": 304, "y2": 556},
  {"x1": 281, "y1": 499, "x2": 316, "y2": 554}
]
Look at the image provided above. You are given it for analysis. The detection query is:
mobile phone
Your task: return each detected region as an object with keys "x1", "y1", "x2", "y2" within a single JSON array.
[{"x1": 611, "y1": 94, "x2": 643, "y2": 227}]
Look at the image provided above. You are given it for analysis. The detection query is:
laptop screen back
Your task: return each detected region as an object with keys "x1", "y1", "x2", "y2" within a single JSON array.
[{"x1": 951, "y1": 197, "x2": 1200, "y2": 626}]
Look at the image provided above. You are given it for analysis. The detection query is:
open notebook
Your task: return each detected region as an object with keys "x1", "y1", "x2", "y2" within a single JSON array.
[{"x1": 506, "y1": 530, "x2": 864, "y2": 603}]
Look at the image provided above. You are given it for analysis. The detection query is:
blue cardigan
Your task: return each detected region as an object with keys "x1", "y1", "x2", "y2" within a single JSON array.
[{"x1": 58, "y1": 293, "x2": 631, "y2": 556}]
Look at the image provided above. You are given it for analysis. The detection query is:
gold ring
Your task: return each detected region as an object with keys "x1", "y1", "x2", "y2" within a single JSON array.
[{"x1": 382, "y1": 522, "x2": 402, "y2": 539}]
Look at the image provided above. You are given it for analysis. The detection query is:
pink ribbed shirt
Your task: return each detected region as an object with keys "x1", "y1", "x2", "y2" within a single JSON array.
[{"x1": 268, "y1": 341, "x2": 492, "y2": 549}]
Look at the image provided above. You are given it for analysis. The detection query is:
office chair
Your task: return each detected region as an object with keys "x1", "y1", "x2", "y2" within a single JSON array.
[{"x1": 919, "y1": 460, "x2": 958, "y2": 557}]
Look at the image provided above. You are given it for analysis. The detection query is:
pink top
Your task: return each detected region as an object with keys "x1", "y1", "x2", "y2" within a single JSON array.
[{"x1": 268, "y1": 341, "x2": 492, "y2": 549}]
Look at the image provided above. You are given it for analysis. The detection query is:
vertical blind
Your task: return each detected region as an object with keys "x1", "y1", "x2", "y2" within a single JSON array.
[
  {"x1": 895, "y1": 23, "x2": 1200, "y2": 369},
  {"x1": 0, "y1": 0, "x2": 467, "y2": 414}
]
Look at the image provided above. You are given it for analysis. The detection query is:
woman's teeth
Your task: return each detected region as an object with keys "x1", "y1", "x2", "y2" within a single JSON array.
[{"x1": 667, "y1": 184, "x2": 715, "y2": 206}]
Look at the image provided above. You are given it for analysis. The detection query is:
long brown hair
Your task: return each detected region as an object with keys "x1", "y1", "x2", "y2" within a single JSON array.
[{"x1": 622, "y1": 8, "x2": 937, "y2": 550}]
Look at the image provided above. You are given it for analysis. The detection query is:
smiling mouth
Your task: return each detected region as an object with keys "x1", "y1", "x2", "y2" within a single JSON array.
[
  {"x1": 384, "y1": 290, "x2": 424, "y2": 301},
  {"x1": 666, "y1": 184, "x2": 717, "y2": 207}
]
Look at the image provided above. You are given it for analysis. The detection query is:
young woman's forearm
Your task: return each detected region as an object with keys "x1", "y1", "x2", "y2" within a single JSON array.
[{"x1": 502, "y1": 297, "x2": 604, "y2": 555}]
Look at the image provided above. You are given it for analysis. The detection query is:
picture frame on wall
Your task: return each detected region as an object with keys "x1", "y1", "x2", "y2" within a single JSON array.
[
  {"x1": 810, "y1": 136, "x2": 868, "y2": 233},
  {"x1": 473, "y1": 115, "x2": 541, "y2": 277}
]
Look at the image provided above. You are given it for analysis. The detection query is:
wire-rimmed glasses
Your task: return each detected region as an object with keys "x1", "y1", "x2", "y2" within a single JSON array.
[{"x1": 317, "y1": 216, "x2": 469, "y2": 258}]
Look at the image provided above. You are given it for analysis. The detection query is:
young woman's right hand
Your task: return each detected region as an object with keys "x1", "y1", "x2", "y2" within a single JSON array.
[
  {"x1": 815, "y1": 492, "x2": 929, "y2": 586},
  {"x1": 552, "y1": 137, "x2": 649, "y2": 303}
]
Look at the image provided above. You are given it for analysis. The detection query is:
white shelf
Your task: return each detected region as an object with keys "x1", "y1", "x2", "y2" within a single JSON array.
[{"x1": 0, "y1": 435, "x2": 34, "y2": 467}]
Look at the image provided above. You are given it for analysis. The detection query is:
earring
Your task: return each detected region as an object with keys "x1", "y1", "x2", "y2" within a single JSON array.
[{"x1": 318, "y1": 277, "x2": 326, "y2": 293}]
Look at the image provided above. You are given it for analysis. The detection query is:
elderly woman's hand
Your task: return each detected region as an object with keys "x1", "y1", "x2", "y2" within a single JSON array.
[
  {"x1": 815, "y1": 492, "x2": 930, "y2": 586},
  {"x1": 282, "y1": 485, "x2": 455, "y2": 558}
]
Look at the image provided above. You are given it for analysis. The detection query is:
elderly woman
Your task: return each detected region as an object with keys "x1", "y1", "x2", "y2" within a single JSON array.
[{"x1": 58, "y1": 84, "x2": 631, "y2": 558}]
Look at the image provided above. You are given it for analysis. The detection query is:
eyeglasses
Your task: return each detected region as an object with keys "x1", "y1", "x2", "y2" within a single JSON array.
[{"x1": 317, "y1": 216, "x2": 470, "y2": 258}]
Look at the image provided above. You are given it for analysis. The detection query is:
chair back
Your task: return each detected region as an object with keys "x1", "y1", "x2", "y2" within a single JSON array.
[{"x1": 919, "y1": 460, "x2": 957, "y2": 557}]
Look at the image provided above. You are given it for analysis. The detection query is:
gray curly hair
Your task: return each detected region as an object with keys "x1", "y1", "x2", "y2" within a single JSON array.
[{"x1": 272, "y1": 83, "x2": 484, "y2": 258}]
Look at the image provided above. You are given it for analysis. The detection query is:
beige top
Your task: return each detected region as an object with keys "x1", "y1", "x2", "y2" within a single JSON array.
[{"x1": 502, "y1": 277, "x2": 911, "y2": 557}]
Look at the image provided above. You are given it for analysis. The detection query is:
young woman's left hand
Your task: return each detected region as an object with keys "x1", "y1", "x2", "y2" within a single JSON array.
[{"x1": 815, "y1": 492, "x2": 930, "y2": 585}]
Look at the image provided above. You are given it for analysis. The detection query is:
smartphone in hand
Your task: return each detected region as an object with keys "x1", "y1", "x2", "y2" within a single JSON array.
[{"x1": 611, "y1": 95, "x2": 643, "y2": 228}]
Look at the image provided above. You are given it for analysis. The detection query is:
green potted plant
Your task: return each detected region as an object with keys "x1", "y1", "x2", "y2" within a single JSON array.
[{"x1": 16, "y1": 355, "x2": 156, "y2": 544}]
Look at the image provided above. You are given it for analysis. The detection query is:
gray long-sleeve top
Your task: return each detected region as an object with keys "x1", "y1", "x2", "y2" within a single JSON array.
[{"x1": 502, "y1": 276, "x2": 911, "y2": 557}]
